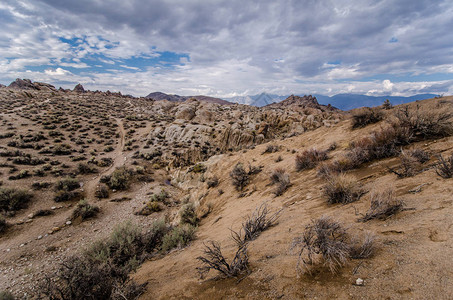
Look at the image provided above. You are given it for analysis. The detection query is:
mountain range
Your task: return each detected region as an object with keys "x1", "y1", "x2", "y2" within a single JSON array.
[{"x1": 224, "y1": 92, "x2": 439, "y2": 110}]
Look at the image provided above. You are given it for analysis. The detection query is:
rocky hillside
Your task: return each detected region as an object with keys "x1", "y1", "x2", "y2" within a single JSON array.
[
  {"x1": 146, "y1": 91, "x2": 232, "y2": 105},
  {"x1": 0, "y1": 80, "x2": 452, "y2": 300}
]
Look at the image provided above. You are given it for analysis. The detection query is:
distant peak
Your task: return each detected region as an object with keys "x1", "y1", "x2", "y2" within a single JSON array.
[{"x1": 73, "y1": 83, "x2": 85, "y2": 93}]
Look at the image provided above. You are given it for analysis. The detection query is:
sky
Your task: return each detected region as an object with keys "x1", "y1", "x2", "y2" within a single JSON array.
[{"x1": 1, "y1": 0, "x2": 453, "y2": 97}]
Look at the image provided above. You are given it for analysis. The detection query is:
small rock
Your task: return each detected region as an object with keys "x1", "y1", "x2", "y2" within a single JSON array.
[
  {"x1": 65, "y1": 221, "x2": 72, "y2": 225},
  {"x1": 28, "y1": 213, "x2": 34, "y2": 219},
  {"x1": 37, "y1": 235, "x2": 43, "y2": 240},
  {"x1": 355, "y1": 278, "x2": 364, "y2": 286},
  {"x1": 25, "y1": 219, "x2": 33, "y2": 223},
  {"x1": 20, "y1": 243, "x2": 25, "y2": 247},
  {"x1": 51, "y1": 206, "x2": 56, "y2": 210}
]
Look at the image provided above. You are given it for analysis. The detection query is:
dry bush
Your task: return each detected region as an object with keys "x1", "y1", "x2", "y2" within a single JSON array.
[
  {"x1": 351, "y1": 107, "x2": 383, "y2": 129},
  {"x1": 293, "y1": 216, "x2": 350, "y2": 274},
  {"x1": 390, "y1": 149, "x2": 427, "y2": 178},
  {"x1": 197, "y1": 241, "x2": 249, "y2": 279},
  {"x1": 206, "y1": 176, "x2": 219, "y2": 188},
  {"x1": 108, "y1": 166, "x2": 134, "y2": 190},
  {"x1": 54, "y1": 190, "x2": 82, "y2": 202},
  {"x1": 270, "y1": 168, "x2": 291, "y2": 196},
  {"x1": 77, "y1": 162, "x2": 97, "y2": 174},
  {"x1": 261, "y1": 144, "x2": 279, "y2": 154},
  {"x1": 55, "y1": 177, "x2": 80, "y2": 191},
  {"x1": 94, "y1": 184, "x2": 109, "y2": 199},
  {"x1": 179, "y1": 202, "x2": 199, "y2": 226},
  {"x1": 231, "y1": 203, "x2": 281, "y2": 247},
  {"x1": 393, "y1": 105, "x2": 453, "y2": 139},
  {"x1": 323, "y1": 174, "x2": 365, "y2": 204},
  {"x1": 435, "y1": 154, "x2": 453, "y2": 179},
  {"x1": 295, "y1": 148, "x2": 328, "y2": 171},
  {"x1": 358, "y1": 189, "x2": 404, "y2": 222},
  {"x1": 230, "y1": 163, "x2": 262, "y2": 191},
  {"x1": 136, "y1": 201, "x2": 162, "y2": 216},
  {"x1": 71, "y1": 200, "x2": 100, "y2": 221},
  {"x1": 349, "y1": 232, "x2": 376, "y2": 259},
  {"x1": 0, "y1": 187, "x2": 33, "y2": 213}
]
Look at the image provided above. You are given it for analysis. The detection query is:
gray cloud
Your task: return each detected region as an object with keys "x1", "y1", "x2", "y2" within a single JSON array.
[{"x1": 1, "y1": 0, "x2": 453, "y2": 96}]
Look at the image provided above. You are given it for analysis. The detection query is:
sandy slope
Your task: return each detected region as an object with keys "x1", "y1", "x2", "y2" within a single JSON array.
[{"x1": 133, "y1": 99, "x2": 453, "y2": 299}]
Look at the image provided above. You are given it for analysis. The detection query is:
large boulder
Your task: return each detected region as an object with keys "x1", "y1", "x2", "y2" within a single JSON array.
[{"x1": 8, "y1": 78, "x2": 38, "y2": 90}]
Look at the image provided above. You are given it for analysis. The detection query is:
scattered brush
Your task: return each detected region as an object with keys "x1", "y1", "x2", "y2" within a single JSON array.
[
  {"x1": 197, "y1": 241, "x2": 249, "y2": 280},
  {"x1": 179, "y1": 202, "x2": 199, "y2": 226},
  {"x1": 435, "y1": 154, "x2": 453, "y2": 179},
  {"x1": 231, "y1": 203, "x2": 281, "y2": 247},
  {"x1": 270, "y1": 168, "x2": 291, "y2": 196},
  {"x1": 358, "y1": 189, "x2": 404, "y2": 222},
  {"x1": 323, "y1": 173, "x2": 365, "y2": 204},
  {"x1": 161, "y1": 224, "x2": 197, "y2": 252},
  {"x1": 295, "y1": 148, "x2": 328, "y2": 171},
  {"x1": 206, "y1": 176, "x2": 219, "y2": 188},
  {"x1": 351, "y1": 107, "x2": 384, "y2": 129}
]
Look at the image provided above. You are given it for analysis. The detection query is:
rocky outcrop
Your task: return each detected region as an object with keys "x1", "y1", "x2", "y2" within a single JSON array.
[
  {"x1": 8, "y1": 78, "x2": 39, "y2": 90},
  {"x1": 7, "y1": 79, "x2": 56, "y2": 91},
  {"x1": 73, "y1": 84, "x2": 85, "y2": 93}
]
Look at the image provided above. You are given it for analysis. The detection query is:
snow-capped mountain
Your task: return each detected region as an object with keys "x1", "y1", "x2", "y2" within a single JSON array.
[{"x1": 225, "y1": 92, "x2": 285, "y2": 107}]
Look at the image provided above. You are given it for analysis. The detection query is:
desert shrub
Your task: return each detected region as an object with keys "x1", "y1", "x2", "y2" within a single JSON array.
[
  {"x1": 55, "y1": 177, "x2": 80, "y2": 191},
  {"x1": 33, "y1": 209, "x2": 53, "y2": 217},
  {"x1": 230, "y1": 163, "x2": 262, "y2": 191},
  {"x1": 0, "y1": 187, "x2": 33, "y2": 213},
  {"x1": 293, "y1": 216, "x2": 350, "y2": 274},
  {"x1": 108, "y1": 167, "x2": 133, "y2": 190},
  {"x1": 207, "y1": 176, "x2": 219, "y2": 188},
  {"x1": 323, "y1": 174, "x2": 365, "y2": 204},
  {"x1": 136, "y1": 201, "x2": 162, "y2": 215},
  {"x1": 77, "y1": 163, "x2": 97, "y2": 174},
  {"x1": 269, "y1": 168, "x2": 291, "y2": 196},
  {"x1": 0, "y1": 290, "x2": 14, "y2": 300},
  {"x1": 393, "y1": 105, "x2": 453, "y2": 139},
  {"x1": 8, "y1": 170, "x2": 31, "y2": 180},
  {"x1": 71, "y1": 200, "x2": 100, "y2": 221},
  {"x1": 295, "y1": 148, "x2": 329, "y2": 171},
  {"x1": 191, "y1": 163, "x2": 206, "y2": 173},
  {"x1": 143, "y1": 219, "x2": 171, "y2": 252},
  {"x1": 349, "y1": 232, "x2": 376, "y2": 259},
  {"x1": 161, "y1": 224, "x2": 197, "y2": 252},
  {"x1": 382, "y1": 99, "x2": 393, "y2": 109},
  {"x1": 390, "y1": 150, "x2": 422, "y2": 178},
  {"x1": 410, "y1": 148, "x2": 430, "y2": 163},
  {"x1": 358, "y1": 189, "x2": 404, "y2": 222},
  {"x1": 94, "y1": 184, "x2": 109, "y2": 199},
  {"x1": 54, "y1": 190, "x2": 82, "y2": 202},
  {"x1": 149, "y1": 189, "x2": 168, "y2": 202},
  {"x1": 262, "y1": 144, "x2": 279, "y2": 154},
  {"x1": 0, "y1": 215, "x2": 8, "y2": 234},
  {"x1": 435, "y1": 154, "x2": 453, "y2": 179},
  {"x1": 351, "y1": 107, "x2": 383, "y2": 129},
  {"x1": 179, "y1": 202, "x2": 198, "y2": 226},
  {"x1": 231, "y1": 203, "x2": 281, "y2": 247},
  {"x1": 197, "y1": 241, "x2": 249, "y2": 279}
]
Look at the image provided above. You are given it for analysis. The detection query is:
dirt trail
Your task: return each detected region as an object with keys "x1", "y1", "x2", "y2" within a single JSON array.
[{"x1": 84, "y1": 117, "x2": 126, "y2": 201}]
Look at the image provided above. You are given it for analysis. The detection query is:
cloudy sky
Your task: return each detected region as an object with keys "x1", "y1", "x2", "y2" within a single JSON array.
[{"x1": 1, "y1": 0, "x2": 453, "y2": 97}]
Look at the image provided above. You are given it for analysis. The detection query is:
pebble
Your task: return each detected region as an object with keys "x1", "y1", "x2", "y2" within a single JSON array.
[
  {"x1": 65, "y1": 221, "x2": 72, "y2": 225},
  {"x1": 37, "y1": 235, "x2": 43, "y2": 240},
  {"x1": 355, "y1": 278, "x2": 364, "y2": 286},
  {"x1": 51, "y1": 206, "x2": 56, "y2": 210}
]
